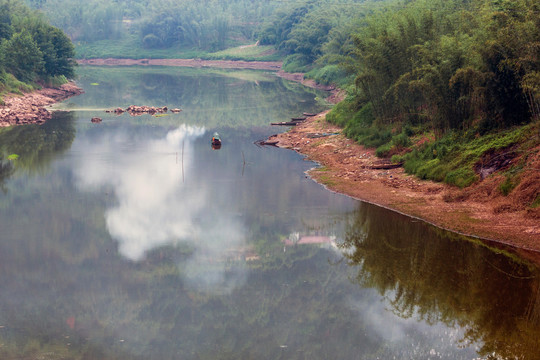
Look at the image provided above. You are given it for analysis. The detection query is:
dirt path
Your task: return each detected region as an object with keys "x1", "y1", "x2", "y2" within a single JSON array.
[{"x1": 271, "y1": 111, "x2": 540, "y2": 263}]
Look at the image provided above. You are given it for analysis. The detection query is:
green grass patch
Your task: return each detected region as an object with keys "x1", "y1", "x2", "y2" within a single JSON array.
[
  {"x1": 38, "y1": 75, "x2": 69, "y2": 88},
  {"x1": 206, "y1": 44, "x2": 280, "y2": 61},
  {"x1": 499, "y1": 176, "x2": 516, "y2": 196},
  {"x1": 281, "y1": 54, "x2": 312, "y2": 73},
  {"x1": 401, "y1": 123, "x2": 535, "y2": 188},
  {"x1": 75, "y1": 37, "x2": 208, "y2": 59},
  {"x1": 328, "y1": 95, "x2": 538, "y2": 189},
  {"x1": 318, "y1": 174, "x2": 336, "y2": 187},
  {"x1": 305, "y1": 65, "x2": 351, "y2": 86},
  {"x1": 75, "y1": 37, "x2": 282, "y2": 62},
  {"x1": 0, "y1": 71, "x2": 35, "y2": 101},
  {"x1": 532, "y1": 195, "x2": 540, "y2": 208},
  {"x1": 312, "y1": 166, "x2": 335, "y2": 186},
  {"x1": 375, "y1": 142, "x2": 392, "y2": 158}
]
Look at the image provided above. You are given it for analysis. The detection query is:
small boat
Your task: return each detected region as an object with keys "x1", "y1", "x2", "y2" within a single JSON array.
[
  {"x1": 211, "y1": 132, "x2": 222, "y2": 146},
  {"x1": 271, "y1": 121, "x2": 298, "y2": 126},
  {"x1": 291, "y1": 117, "x2": 307, "y2": 121},
  {"x1": 303, "y1": 112, "x2": 317, "y2": 117},
  {"x1": 369, "y1": 161, "x2": 403, "y2": 170},
  {"x1": 255, "y1": 139, "x2": 279, "y2": 147}
]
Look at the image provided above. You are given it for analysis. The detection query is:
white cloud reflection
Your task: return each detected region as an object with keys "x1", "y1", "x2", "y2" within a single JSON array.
[
  {"x1": 73, "y1": 124, "x2": 247, "y2": 290},
  {"x1": 347, "y1": 291, "x2": 473, "y2": 358}
]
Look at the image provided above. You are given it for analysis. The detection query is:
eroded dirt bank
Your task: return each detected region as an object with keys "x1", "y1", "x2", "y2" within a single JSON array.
[
  {"x1": 272, "y1": 111, "x2": 540, "y2": 261},
  {"x1": 0, "y1": 82, "x2": 83, "y2": 127},
  {"x1": 77, "y1": 58, "x2": 282, "y2": 70}
]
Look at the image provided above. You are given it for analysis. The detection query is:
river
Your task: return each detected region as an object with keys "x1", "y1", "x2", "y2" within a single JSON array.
[{"x1": 0, "y1": 66, "x2": 539, "y2": 359}]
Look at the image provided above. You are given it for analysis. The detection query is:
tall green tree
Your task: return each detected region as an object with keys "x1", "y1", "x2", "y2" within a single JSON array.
[{"x1": 2, "y1": 30, "x2": 43, "y2": 82}]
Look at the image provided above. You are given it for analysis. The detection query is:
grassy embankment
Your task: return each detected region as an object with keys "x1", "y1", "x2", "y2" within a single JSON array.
[
  {"x1": 0, "y1": 73, "x2": 34, "y2": 104},
  {"x1": 0, "y1": 73, "x2": 69, "y2": 105},
  {"x1": 328, "y1": 97, "x2": 540, "y2": 210},
  {"x1": 75, "y1": 37, "x2": 281, "y2": 62}
]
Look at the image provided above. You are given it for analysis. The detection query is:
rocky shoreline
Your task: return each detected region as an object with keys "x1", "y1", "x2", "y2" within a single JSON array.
[{"x1": 0, "y1": 82, "x2": 83, "y2": 127}]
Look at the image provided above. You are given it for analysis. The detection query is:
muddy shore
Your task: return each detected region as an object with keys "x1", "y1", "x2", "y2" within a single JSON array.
[
  {"x1": 271, "y1": 110, "x2": 540, "y2": 262},
  {"x1": 0, "y1": 82, "x2": 83, "y2": 127}
]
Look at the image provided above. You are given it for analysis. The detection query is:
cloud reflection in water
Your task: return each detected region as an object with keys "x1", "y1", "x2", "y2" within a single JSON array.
[{"x1": 74, "y1": 124, "x2": 247, "y2": 290}]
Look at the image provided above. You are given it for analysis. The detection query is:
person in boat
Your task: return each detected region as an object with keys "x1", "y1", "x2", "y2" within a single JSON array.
[{"x1": 211, "y1": 132, "x2": 221, "y2": 146}]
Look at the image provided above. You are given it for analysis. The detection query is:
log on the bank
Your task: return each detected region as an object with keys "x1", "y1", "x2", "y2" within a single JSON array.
[
  {"x1": 369, "y1": 162, "x2": 403, "y2": 170},
  {"x1": 255, "y1": 139, "x2": 279, "y2": 147},
  {"x1": 271, "y1": 121, "x2": 298, "y2": 126}
]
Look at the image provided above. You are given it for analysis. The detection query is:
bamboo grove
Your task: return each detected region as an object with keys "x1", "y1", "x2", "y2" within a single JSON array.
[{"x1": 337, "y1": 0, "x2": 540, "y2": 135}]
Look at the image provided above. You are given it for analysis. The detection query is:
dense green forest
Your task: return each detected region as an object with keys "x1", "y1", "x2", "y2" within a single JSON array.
[
  {"x1": 26, "y1": 0, "x2": 379, "y2": 60},
  {"x1": 0, "y1": 0, "x2": 76, "y2": 97},
  {"x1": 27, "y1": 0, "x2": 283, "y2": 58}
]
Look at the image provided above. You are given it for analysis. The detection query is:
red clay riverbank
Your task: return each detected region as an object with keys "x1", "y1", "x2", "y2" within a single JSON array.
[
  {"x1": 271, "y1": 112, "x2": 540, "y2": 263},
  {"x1": 0, "y1": 82, "x2": 83, "y2": 127},
  {"x1": 77, "y1": 58, "x2": 282, "y2": 70}
]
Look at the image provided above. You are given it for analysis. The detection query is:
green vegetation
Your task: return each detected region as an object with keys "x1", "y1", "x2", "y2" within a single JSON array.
[
  {"x1": 29, "y1": 0, "x2": 280, "y2": 57},
  {"x1": 0, "y1": 0, "x2": 76, "y2": 98},
  {"x1": 28, "y1": 0, "x2": 376, "y2": 66},
  {"x1": 206, "y1": 44, "x2": 280, "y2": 61},
  {"x1": 391, "y1": 124, "x2": 537, "y2": 187}
]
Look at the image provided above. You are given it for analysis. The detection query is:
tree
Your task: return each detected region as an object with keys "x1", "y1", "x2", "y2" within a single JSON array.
[
  {"x1": 2, "y1": 30, "x2": 43, "y2": 82},
  {"x1": 0, "y1": 1, "x2": 13, "y2": 41},
  {"x1": 49, "y1": 26, "x2": 76, "y2": 77}
]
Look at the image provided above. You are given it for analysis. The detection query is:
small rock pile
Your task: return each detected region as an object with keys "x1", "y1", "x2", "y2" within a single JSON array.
[{"x1": 107, "y1": 105, "x2": 182, "y2": 116}]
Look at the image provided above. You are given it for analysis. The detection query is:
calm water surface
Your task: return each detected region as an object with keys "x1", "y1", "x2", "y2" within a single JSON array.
[{"x1": 0, "y1": 66, "x2": 539, "y2": 359}]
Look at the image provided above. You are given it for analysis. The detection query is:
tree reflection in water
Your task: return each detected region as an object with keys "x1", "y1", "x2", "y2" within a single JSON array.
[
  {"x1": 339, "y1": 202, "x2": 540, "y2": 359},
  {"x1": 0, "y1": 111, "x2": 76, "y2": 186},
  {"x1": 0, "y1": 157, "x2": 14, "y2": 193}
]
